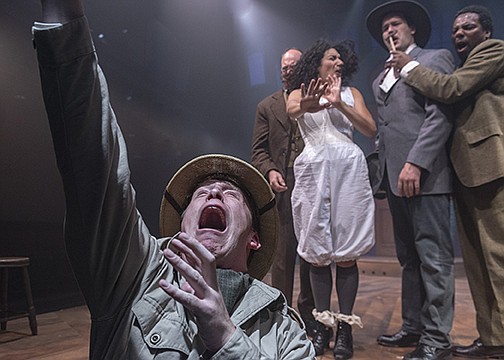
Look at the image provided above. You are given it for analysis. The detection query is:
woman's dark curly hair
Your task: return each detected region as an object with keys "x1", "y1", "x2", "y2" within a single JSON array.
[{"x1": 286, "y1": 39, "x2": 359, "y2": 92}]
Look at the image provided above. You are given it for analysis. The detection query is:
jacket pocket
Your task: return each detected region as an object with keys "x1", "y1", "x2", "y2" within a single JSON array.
[
  {"x1": 465, "y1": 123, "x2": 503, "y2": 146},
  {"x1": 132, "y1": 294, "x2": 192, "y2": 354}
]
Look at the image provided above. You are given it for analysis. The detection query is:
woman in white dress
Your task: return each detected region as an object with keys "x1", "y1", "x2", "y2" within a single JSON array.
[{"x1": 286, "y1": 40, "x2": 376, "y2": 359}]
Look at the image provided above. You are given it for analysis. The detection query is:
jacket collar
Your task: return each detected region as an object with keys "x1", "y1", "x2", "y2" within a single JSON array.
[{"x1": 230, "y1": 279, "x2": 284, "y2": 326}]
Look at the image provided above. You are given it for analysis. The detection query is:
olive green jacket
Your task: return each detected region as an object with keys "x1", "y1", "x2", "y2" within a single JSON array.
[{"x1": 34, "y1": 16, "x2": 315, "y2": 360}]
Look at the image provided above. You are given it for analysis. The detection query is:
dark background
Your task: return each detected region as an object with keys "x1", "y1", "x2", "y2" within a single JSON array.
[{"x1": 2, "y1": 0, "x2": 503, "y2": 313}]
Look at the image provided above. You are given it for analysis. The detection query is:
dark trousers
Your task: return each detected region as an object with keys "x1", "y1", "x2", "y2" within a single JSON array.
[
  {"x1": 271, "y1": 167, "x2": 314, "y2": 321},
  {"x1": 385, "y1": 175, "x2": 454, "y2": 348}
]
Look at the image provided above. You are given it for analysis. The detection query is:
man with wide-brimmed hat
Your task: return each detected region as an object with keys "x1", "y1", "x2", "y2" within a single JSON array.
[
  {"x1": 32, "y1": 0, "x2": 315, "y2": 358},
  {"x1": 366, "y1": 1, "x2": 455, "y2": 359}
]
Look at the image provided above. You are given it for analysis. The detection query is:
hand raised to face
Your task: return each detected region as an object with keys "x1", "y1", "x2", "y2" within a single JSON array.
[
  {"x1": 323, "y1": 74, "x2": 343, "y2": 108},
  {"x1": 159, "y1": 232, "x2": 236, "y2": 352},
  {"x1": 389, "y1": 51, "x2": 413, "y2": 72}
]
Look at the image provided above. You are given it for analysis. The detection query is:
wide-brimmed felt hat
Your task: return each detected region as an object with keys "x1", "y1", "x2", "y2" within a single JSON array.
[
  {"x1": 160, "y1": 154, "x2": 278, "y2": 280},
  {"x1": 366, "y1": 0, "x2": 431, "y2": 50}
]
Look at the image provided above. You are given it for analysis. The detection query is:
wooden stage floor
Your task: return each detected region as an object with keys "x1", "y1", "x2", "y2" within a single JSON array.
[{"x1": 0, "y1": 270, "x2": 477, "y2": 359}]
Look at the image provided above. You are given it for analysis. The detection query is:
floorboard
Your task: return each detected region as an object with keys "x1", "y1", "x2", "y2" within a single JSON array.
[{"x1": 0, "y1": 269, "x2": 477, "y2": 359}]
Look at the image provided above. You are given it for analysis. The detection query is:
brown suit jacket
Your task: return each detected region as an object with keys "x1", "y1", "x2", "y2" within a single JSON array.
[
  {"x1": 251, "y1": 90, "x2": 304, "y2": 179},
  {"x1": 405, "y1": 39, "x2": 504, "y2": 187}
]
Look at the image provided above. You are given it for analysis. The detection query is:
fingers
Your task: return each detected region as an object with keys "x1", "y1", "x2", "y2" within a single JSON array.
[
  {"x1": 304, "y1": 79, "x2": 315, "y2": 95},
  {"x1": 299, "y1": 77, "x2": 330, "y2": 113},
  {"x1": 397, "y1": 176, "x2": 420, "y2": 197},
  {"x1": 398, "y1": 180, "x2": 415, "y2": 197},
  {"x1": 327, "y1": 73, "x2": 340, "y2": 84},
  {"x1": 165, "y1": 233, "x2": 218, "y2": 292},
  {"x1": 178, "y1": 233, "x2": 215, "y2": 265},
  {"x1": 159, "y1": 277, "x2": 197, "y2": 308},
  {"x1": 269, "y1": 173, "x2": 287, "y2": 192},
  {"x1": 163, "y1": 247, "x2": 206, "y2": 292},
  {"x1": 318, "y1": 81, "x2": 328, "y2": 96},
  {"x1": 268, "y1": 170, "x2": 287, "y2": 192},
  {"x1": 305, "y1": 78, "x2": 326, "y2": 97},
  {"x1": 270, "y1": 180, "x2": 287, "y2": 192},
  {"x1": 170, "y1": 238, "x2": 202, "y2": 271},
  {"x1": 309, "y1": 78, "x2": 318, "y2": 90},
  {"x1": 326, "y1": 74, "x2": 341, "y2": 91},
  {"x1": 159, "y1": 234, "x2": 236, "y2": 352},
  {"x1": 397, "y1": 179, "x2": 403, "y2": 197},
  {"x1": 390, "y1": 51, "x2": 411, "y2": 70},
  {"x1": 327, "y1": 74, "x2": 335, "y2": 86},
  {"x1": 271, "y1": 183, "x2": 287, "y2": 192}
]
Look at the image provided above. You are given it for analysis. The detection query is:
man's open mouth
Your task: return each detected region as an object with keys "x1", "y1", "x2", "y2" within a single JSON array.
[
  {"x1": 455, "y1": 41, "x2": 467, "y2": 51},
  {"x1": 199, "y1": 206, "x2": 226, "y2": 231}
]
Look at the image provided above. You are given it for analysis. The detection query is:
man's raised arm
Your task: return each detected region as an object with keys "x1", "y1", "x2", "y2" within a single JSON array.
[{"x1": 40, "y1": 0, "x2": 84, "y2": 23}]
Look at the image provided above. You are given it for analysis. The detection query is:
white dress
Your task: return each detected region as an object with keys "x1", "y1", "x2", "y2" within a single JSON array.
[{"x1": 292, "y1": 87, "x2": 375, "y2": 266}]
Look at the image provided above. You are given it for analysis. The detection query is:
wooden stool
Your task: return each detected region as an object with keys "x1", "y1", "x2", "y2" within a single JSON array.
[{"x1": 0, "y1": 257, "x2": 38, "y2": 335}]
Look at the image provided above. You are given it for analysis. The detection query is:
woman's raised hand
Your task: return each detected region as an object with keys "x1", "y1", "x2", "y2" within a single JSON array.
[
  {"x1": 324, "y1": 74, "x2": 343, "y2": 109},
  {"x1": 299, "y1": 78, "x2": 330, "y2": 113}
]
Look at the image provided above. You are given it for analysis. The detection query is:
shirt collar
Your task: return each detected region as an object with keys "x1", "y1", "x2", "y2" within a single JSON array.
[{"x1": 405, "y1": 43, "x2": 418, "y2": 55}]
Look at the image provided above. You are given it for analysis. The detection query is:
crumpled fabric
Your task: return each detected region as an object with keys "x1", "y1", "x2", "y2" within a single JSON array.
[{"x1": 312, "y1": 309, "x2": 363, "y2": 329}]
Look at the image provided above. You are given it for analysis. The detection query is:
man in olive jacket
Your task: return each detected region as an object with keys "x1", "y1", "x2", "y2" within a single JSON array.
[
  {"x1": 34, "y1": 0, "x2": 315, "y2": 359},
  {"x1": 392, "y1": 5, "x2": 504, "y2": 359}
]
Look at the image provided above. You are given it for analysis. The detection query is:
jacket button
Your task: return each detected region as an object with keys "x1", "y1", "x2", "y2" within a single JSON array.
[{"x1": 150, "y1": 333, "x2": 161, "y2": 344}]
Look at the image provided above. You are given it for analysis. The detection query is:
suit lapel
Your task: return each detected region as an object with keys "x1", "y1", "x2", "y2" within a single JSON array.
[
  {"x1": 409, "y1": 46, "x2": 422, "y2": 61},
  {"x1": 270, "y1": 90, "x2": 290, "y2": 132}
]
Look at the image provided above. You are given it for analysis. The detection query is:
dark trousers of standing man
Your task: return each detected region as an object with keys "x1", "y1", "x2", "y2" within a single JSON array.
[
  {"x1": 385, "y1": 173, "x2": 455, "y2": 349},
  {"x1": 272, "y1": 167, "x2": 315, "y2": 323}
]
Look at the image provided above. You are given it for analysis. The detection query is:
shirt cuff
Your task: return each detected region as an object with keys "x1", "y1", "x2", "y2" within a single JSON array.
[
  {"x1": 33, "y1": 16, "x2": 94, "y2": 66},
  {"x1": 400, "y1": 60, "x2": 420, "y2": 78},
  {"x1": 32, "y1": 21, "x2": 63, "y2": 33}
]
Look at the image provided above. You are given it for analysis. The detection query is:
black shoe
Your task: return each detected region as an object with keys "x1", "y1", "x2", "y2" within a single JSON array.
[
  {"x1": 377, "y1": 330, "x2": 421, "y2": 347},
  {"x1": 333, "y1": 321, "x2": 353, "y2": 359},
  {"x1": 452, "y1": 338, "x2": 504, "y2": 358},
  {"x1": 312, "y1": 321, "x2": 332, "y2": 356},
  {"x1": 404, "y1": 344, "x2": 452, "y2": 360}
]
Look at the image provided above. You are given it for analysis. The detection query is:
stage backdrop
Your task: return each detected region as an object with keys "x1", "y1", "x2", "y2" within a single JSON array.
[{"x1": 2, "y1": 0, "x2": 503, "y2": 312}]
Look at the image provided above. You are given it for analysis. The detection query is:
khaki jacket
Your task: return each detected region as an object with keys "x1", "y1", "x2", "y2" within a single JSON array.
[
  {"x1": 405, "y1": 39, "x2": 504, "y2": 187},
  {"x1": 34, "y1": 16, "x2": 315, "y2": 360}
]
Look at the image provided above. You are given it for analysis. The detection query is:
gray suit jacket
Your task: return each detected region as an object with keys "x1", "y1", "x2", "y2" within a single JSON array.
[{"x1": 371, "y1": 47, "x2": 455, "y2": 196}]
